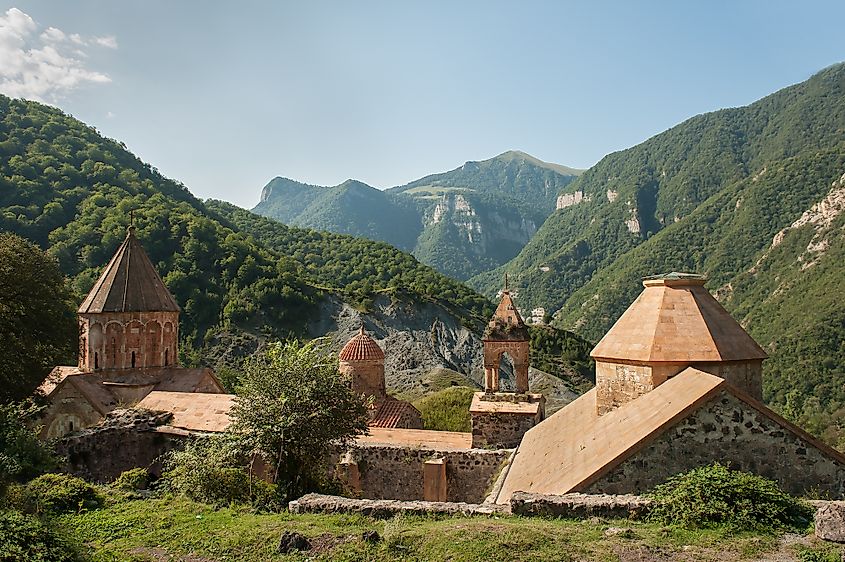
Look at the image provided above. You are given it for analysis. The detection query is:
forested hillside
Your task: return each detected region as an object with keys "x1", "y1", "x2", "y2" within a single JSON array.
[
  {"x1": 253, "y1": 151, "x2": 580, "y2": 280},
  {"x1": 469, "y1": 63, "x2": 845, "y2": 444},
  {"x1": 0, "y1": 94, "x2": 491, "y2": 360}
]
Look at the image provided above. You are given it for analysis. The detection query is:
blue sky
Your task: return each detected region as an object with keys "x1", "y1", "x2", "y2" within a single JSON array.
[{"x1": 1, "y1": 1, "x2": 843, "y2": 208}]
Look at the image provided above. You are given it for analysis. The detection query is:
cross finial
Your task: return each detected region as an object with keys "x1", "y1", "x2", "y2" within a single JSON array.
[
  {"x1": 127, "y1": 209, "x2": 136, "y2": 235},
  {"x1": 504, "y1": 273, "x2": 509, "y2": 292}
]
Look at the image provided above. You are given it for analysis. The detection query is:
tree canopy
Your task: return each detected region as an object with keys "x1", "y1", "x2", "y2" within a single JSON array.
[{"x1": 0, "y1": 232, "x2": 75, "y2": 403}]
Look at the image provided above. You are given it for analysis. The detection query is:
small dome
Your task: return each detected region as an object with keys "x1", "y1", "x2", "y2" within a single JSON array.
[{"x1": 339, "y1": 326, "x2": 384, "y2": 362}]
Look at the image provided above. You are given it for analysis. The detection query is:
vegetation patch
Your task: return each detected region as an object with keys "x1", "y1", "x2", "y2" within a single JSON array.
[
  {"x1": 648, "y1": 464, "x2": 813, "y2": 532},
  {"x1": 413, "y1": 386, "x2": 476, "y2": 432}
]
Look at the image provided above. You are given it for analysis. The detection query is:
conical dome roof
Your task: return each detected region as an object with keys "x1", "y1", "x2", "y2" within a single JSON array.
[
  {"x1": 591, "y1": 273, "x2": 767, "y2": 363},
  {"x1": 78, "y1": 226, "x2": 180, "y2": 314},
  {"x1": 339, "y1": 326, "x2": 384, "y2": 362}
]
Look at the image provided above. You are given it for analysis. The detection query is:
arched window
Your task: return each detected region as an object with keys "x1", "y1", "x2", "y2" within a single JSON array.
[
  {"x1": 164, "y1": 348, "x2": 169, "y2": 366},
  {"x1": 131, "y1": 351, "x2": 136, "y2": 368},
  {"x1": 94, "y1": 352, "x2": 99, "y2": 370}
]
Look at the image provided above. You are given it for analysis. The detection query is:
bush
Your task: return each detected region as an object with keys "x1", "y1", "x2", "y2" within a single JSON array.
[
  {"x1": 0, "y1": 402, "x2": 56, "y2": 496},
  {"x1": 11, "y1": 473, "x2": 101, "y2": 515},
  {"x1": 647, "y1": 464, "x2": 813, "y2": 531},
  {"x1": 162, "y1": 437, "x2": 278, "y2": 509},
  {"x1": 0, "y1": 509, "x2": 80, "y2": 561},
  {"x1": 111, "y1": 468, "x2": 150, "y2": 492},
  {"x1": 413, "y1": 386, "x2": 476, "y2": 432}
]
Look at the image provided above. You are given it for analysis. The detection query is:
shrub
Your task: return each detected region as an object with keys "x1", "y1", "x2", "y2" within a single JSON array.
[
  {"x1": 12, "y1": 473, "x2": 101, "y2": 515},
  {"x1": 162, "y1": 437, "x2": 278, "y2": 509},
  {"x1": 0, "y1": 401, "x2": 56, "y2": 496},
  {"x1": 413, "y1": 386, "x2": 476, "y2": 432},
  {"x1": 111, "y1": 468, "x2": 150, "y2": 492},
  {"x1": 0, "y1": 509, "x2": 79, "y2": 562},
  {"x1": 647, "y1": 464, "x2": 812, "y2": 531}
]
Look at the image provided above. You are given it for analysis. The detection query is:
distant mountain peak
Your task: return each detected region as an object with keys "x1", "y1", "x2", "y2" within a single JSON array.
[{"x1": 489, "y1": 150, "x2": 583, "y2": 177}]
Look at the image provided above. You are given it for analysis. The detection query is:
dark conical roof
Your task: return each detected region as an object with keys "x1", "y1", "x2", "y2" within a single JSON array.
[{"x1": 78, "y1": 227, "x2": 180, "y2": 314}]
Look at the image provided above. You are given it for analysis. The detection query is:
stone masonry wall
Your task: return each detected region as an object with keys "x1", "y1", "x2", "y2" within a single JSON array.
[
  {"x1": 340, "y1": 444, "x2": 509, "y2": 503},
  {"x1": 693, "y1": 360, "x2": 763, "y2": 401},
  {"x1": 55, "y1": 410, "x2": 189, "y2": 483},
  {"x1": 586, "y1": 390, "x2": 845, "y2": 498},
  {"x1": 471, "y1": 411, "x2": 539, "y2": 449},
  {"x1": 595, "y1": 361, "x2": 680, "y2": 415}
]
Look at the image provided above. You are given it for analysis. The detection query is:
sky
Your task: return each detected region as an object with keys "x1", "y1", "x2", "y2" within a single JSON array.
[{"x1": 0, "y1": 1, "x2": 843, "y2": 208}]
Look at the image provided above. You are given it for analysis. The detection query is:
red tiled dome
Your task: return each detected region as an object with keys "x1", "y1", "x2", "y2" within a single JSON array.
[{"x1": 339, "y1": 326, "x2": 384, "y2": 362}]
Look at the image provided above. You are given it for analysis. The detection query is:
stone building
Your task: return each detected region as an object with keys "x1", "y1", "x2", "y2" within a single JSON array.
[
  {"x1": 470, "y1": 286, "x2": 544, "y2": 448},
  {"x1": 338, "y1": 326, "x2": 423, "y2": 429},
  {"x1": 38, "y1": 226, "x2": 224, "y2": 438},
  {"x1": 493, "y1": 273, "x2": 845, "y2": 502}
]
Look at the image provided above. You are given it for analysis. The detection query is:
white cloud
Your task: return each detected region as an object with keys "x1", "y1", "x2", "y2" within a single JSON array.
[
  {"x1": 0, "y1": 7, "x2": 116, "y2": 102},
  {"x1": 94, "y1": 35, "x2": 117, "y2": 49}
]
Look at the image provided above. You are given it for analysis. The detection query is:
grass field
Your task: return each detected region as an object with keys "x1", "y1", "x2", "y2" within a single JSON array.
[{"x1": 56, "y1": 497, "x2": 844, "y2": 561}]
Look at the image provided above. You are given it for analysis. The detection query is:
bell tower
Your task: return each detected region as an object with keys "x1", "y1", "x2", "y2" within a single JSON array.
[
  {"x1": 470, "y1": 277, "x2": 545, "y2": 448},
  {"x1": 76, "y1": 225, "x2": 181, "y2": 372}
]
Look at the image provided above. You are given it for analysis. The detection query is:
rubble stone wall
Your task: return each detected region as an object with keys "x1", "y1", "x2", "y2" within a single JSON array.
[
  {"x1": 341, "y1": 444, "x2": 509, "y2": 503},
  {"x1": 587, "y1": 390, "x2": 845, "y2": 498},
  {"x1": 471, "y1": 411, "x2": 538, "y2": 448}
]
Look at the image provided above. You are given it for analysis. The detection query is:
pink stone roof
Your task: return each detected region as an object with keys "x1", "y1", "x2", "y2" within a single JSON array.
[
  {"x1": 78, "y1": 227, "x2": 180, "y2": 314},
  {"x1": 136, "y1": 391, "x2": 235, "y2": 433},
  {"x1": 369, "y1": 398, "x2": 421, "y2": 428},
  {"x1": 469, "y1": 392, "x2": 543, "y2": 415},
  {"x1": 339, "y1": 326, "x2": 384, "y2": 362},
  {"x1": 356, "y1": 427, "x2": 473, "y2": 450},
  {"x1": 591, "y1": 275, "x2": 767, "y2": 363},
  {"x1": 484, "y1": 291, "x2": 529, "y2": 341}
]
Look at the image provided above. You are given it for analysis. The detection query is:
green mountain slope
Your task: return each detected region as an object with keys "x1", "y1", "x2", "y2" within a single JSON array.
[
  {"x1": 0, "y1": 94, "x2": 491, "y2": 357},
  {"x1": 469, "y1": 63, "x2": 845, "y2": 444},
  {"x1": 253, "y1": 151, "x2": 581, "y2": 280}
]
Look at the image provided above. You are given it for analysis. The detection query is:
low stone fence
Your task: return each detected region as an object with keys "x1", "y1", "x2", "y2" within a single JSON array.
[
  {"x1": 509, "y1": 492, "x2": 653, "y2": 519},
  {"x1": 339, "y1": 444, "x2": 510, "y2": 504},
  {"x1": 289, "y1": 493, "x2": 507, "y2": 518}
]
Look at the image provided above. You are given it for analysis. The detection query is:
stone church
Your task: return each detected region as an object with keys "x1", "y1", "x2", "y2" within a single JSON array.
[{"x1": 38, "y1": 225, "x2": 226, "y2": 439}]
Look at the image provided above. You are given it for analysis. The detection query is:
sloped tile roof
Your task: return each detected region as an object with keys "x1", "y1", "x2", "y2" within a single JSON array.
[
  {"x1": 484, "y1": 291, "x2": 529, "y2": 340},
  {"x1": 78, "y1": 227, "x2": 180, "y2": 313},
  {"x1": 591, "y1": 275, "x2": 767, "y2": 363},
  {"x1": 369, "y1": 398, "x2": 421, "y2": 428},
  {"x1": 339, "y1": 326, "x2": 384, "y2": 361}
]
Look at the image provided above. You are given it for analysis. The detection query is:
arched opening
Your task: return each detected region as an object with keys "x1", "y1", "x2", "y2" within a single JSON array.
[
  {"x1": 164, "y1": 348, "x2": 169, "y2": 366},
  {"x1": 94, "y1": 352, "x2": 98, "y2": 370},
  {"x1": 497, "y1": 352, "x2": 516, "y2": 392},
  {"x1": 131, "y1": 351, "x2": 136, "y2": 368}
]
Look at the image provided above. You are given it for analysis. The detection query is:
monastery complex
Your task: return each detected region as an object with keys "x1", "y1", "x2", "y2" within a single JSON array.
[{"x1": 41, "y1": 227, "x2": 845, "y2": 505}]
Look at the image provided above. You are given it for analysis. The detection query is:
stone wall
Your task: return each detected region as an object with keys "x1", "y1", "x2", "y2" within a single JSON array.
[
  {"x1": 692, "y1": 360, "x2": 763, "y2": 401},
  {"x1": 40, "y1": 382, "x2": 104, "y2": 439},
  {"x1": 510, "y1": 492, "x2": 652, "y2": 519},
  {"x1": 55, "y1": 409, "x2": 189, "y2": 483},
  {"x1": 339, "y1": 359, "x2": 386, "y2": 400},
  {"x1": 595, "y1": 361, "x2": 679, "y2": 415},
  {"x1": 340, "y1": 444, "x2": 509, "y2": 504},
  {"x1": 471, "y1": 411, "x2": 538, "y2": 449},
  {"x1": 79, "y1": 311, "x2": 179, "y2": 371},
  {"x1": 289, "y1": 493, "x2": 506, "y2": 518},
  {"x1": 586, "y1": 390, "x2": 845, "y2": 498}
]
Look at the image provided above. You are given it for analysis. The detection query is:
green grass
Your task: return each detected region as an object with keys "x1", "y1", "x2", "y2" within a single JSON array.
[{"x1": 54, "y1": 496, "x2": 835, "y2": 561}]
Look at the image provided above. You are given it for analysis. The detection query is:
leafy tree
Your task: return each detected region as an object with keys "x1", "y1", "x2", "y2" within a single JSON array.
[
  {"x1": 0, "y1": 402, "x2": 56, "y2": 496},
  {"x1": 0, "y1": 233, "x2": 75, "y2": 403},
  {"x1": 228, "y1": 340, "x2": 369, "y2": 502}
]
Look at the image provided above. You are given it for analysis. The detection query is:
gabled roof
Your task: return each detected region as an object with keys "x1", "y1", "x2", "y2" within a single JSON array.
[
  {"x1": 591, "y1": 274, "x2": 767, "y2": 362},
  {"x1": 78, "y1": 227, "x2": 180, "y2": 314},
  {"x1": 136, "y1": 391, "x2": 234, "y2": 433},
  {"x1": 339, "y1": 326, "x2": 384, "y2": 362},
  {"x1": 494, "y1": 367, "x2": 845, "y2": 503}
]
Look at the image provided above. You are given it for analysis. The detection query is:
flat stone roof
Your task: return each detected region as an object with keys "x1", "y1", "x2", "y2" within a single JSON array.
[
  {"x1": 356, "y1": 427, "x2": 473, "y2": 450},
  {"x1": 136, "y1": 391, "x2": 235, "y2": 433},
  {"x1": 469, "y1": 392, "x2": 543, "y2": 415}
]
